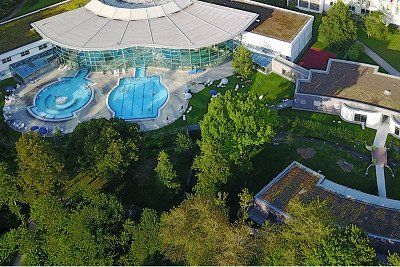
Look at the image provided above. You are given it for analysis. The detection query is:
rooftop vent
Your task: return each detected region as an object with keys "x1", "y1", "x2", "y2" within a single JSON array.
[{"x1": 384, "y1": 90, "x2": 391, "y2": 96}]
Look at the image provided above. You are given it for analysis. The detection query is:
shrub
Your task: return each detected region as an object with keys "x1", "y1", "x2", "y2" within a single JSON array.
[
  {"x1": 364, "y1": 12, "x2": 388, "y2": 40},
  {"x1": 347, "y1": 43, "x2": 364, "y2": 61}
]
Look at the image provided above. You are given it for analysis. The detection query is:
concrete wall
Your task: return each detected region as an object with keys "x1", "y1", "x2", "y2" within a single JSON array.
[
  {"x1": 241, "y1": 32, "x2": 293, "y2": 59},
  {"x1": 240, "y1": 0, "x2": 314, "y2": 61},
  {"x1": 294, "y1": 92, "x2": 400, "y2": 136},
  {"x1": 271, "y1": 56, "x2": 310, "y2": 81},
  {"x1": 0, "y1": 40, "x2": 54, "y2": 81}
]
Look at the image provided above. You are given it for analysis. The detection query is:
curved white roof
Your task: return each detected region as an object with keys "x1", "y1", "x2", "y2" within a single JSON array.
[{"x1": 31, "y1": 0, "x2": 258, "y2": 51}]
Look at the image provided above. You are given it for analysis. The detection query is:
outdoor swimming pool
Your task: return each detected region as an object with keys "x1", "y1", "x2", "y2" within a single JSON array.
[
  {"x1": 108, "y1": 68, "x2": 168, "y2": 120},
  {"x1": 28, "y1": 70, "x2": 93, "y2": 121}
]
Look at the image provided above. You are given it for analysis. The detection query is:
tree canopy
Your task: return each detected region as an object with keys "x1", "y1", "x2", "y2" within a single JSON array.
[
  {"x1": 256, "y1": 199, "x2": 375, "y2": 266},
  {"x1": 155, "y1": 150, "x2": 179, "y2": 189},
  {"x1": 199, "y1": 91, "x2": 276, "y2": 168},
  {"x1": 28, "y1": 189, "x2": 126, "y2": 265},
  {"x1": 318, "y1": 1, "x2": 357, "y2": 48},
  {"x1": 66, "y1": 118, "x2": 141, "y2": 181},
  {"x1": 364, "y1": 12, "x2": 388, "y2": 40},
  {"x1": 159, "y1": 195, "x2": 254, "y2": 265},
  {"x1": 232, "y1": 45, "x2": 254, "y2": 79},
  {"x1": 16, "y1": 132, "x2": 67, "y2": 202}
]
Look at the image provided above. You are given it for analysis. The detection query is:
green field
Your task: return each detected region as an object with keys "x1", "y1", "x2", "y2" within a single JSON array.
[
  {"x1": 186, "y1": 72, "x2": 295, "y2": 125},
  {"x1": 0, "y1": 0, "x2": 88, "y2": 53},
  {"x1": 358, "y1": 26, "x2": 400, "y2": 72},
  {"x1": 16, "y1": 0, "x2": 66, "y2": 17}
]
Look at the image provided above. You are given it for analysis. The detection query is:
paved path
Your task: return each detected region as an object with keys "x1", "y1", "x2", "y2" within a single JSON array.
[
  {"x1": 375, "y1": 166, "x2": 387, "y2": 198},
  {"x1": 357, "y1": 41, "x2": 400, "y2": 77},
  {"x1": 372, "y1": 123, "x2": 390, "y2": 198}
]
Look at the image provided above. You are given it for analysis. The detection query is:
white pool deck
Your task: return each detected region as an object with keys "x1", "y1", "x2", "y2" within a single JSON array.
[{"x1": 3, "y1": 62, "x2": 233, "y2": 134}]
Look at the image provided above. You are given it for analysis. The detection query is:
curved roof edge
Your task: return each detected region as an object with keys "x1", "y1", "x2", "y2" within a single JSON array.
[{"x1": 31, "y1": 0, "x2": 258, "y2": 51}]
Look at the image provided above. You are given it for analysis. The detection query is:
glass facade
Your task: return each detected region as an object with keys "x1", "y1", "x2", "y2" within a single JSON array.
[{"x1": 55, "y1": 40, "x2": 234, "y2": 71}]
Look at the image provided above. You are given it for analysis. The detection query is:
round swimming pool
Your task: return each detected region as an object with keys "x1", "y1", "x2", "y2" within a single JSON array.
[
  {"x1": 108, "y1": 71, "x2": 168, "y2": 120},
  {"x1": 28, "y1": 70, "x2": 93, "y2": 121}
]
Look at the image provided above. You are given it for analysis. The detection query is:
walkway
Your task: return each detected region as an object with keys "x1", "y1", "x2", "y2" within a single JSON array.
[
  {"x1": 357, "y1": 41, "x2": 400, "y2": 77},
  {"x1": 372, "y1": 123, "x2": 390, "y2": 198}
]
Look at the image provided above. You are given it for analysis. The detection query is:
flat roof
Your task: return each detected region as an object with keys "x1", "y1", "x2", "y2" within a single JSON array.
[
  {"x1": 201, "y1": 0, "x2": 311, "y2": 42},
  {"x1": 298, "y1": 59, "x2": 400, "y2": 111},
  {"x1": 31, "y1": 0, "x2": 258, "y2": 51},
  {"x1": 258, "y1": 162, "x2": 400, "y2": 241}
]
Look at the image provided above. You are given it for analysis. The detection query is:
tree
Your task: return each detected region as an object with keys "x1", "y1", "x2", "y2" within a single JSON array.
[
  {"x1": 257, "y1": 200, "x2": 335, "y2": 265},
  {"x1": 312, "y1": 225, "x2": 375, "y2": 265},
  {"x1": 256, "y1": 199, "x2": 375, "y2": 265},
  {"x1": 232, "y1": 45, "x2": 254, "y2": 79},
  {"x1": 120, "y1": 209, "x2": 162, "y2": 265},
  {"x1": 347, "y1": 43, "x2": 364, "y2": 61},
  {"x1": 174, "y1": 133, "x2": 192, "y2": 153},
  {"x1": 388, "y1": 253, "x2": 400, "y2": 266},
  {"x1": 66, "y1": 118, "x2": 140, "y2": 181},
  {"x1": 238, "y1": 188, "x2": 253, "y2": 224},
  {"x1": 285, "y1": 131, "x2": 295, "y2": 148},
  {"x1": 155, "y1": 151, "x2": 179, "y2": 189},
  {"x1": 193, "y1": 142, "x2": 231, "y2": 196},
  {"x1": 27, "y1": 189, "x2": 126, "y2": 265},
  {"x1": 318, "y1": 1, "x2": 357, "y2": 48},
  {"x1": 16, "y1": 132, "x2": 67, "y2": 202},
  {"x1": 0, "y1": 228, "x2": 20, "y2": 265},
  {"x1": 199, "y1": 91, "x2": 277, "y2": 169},
  {"x1": 0, "y1": 162, "x2": 22, "y2": 221},
  {"x1": 159, "y1": 195, "x2": 254, "y2": 265},
  {"x1": 364, "y1": 12, "x2": 388, "y2": 40}
]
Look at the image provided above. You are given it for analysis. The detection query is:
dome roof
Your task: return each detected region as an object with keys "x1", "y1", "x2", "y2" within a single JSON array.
[
  {"x1": 31, "y1": 0, "x2": 258, "y2": 51},
  {"x1": 85, "y1": 0, "x2": 194, "y2": 20}
]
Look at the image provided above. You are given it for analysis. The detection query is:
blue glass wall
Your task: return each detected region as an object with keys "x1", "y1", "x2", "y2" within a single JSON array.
[{"x1": 55, "y1": 40, "x2": 234, "y2": 71}]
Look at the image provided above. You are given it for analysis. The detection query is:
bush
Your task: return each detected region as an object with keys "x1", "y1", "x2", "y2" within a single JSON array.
[
  {"x1": 388, "y1": 24, "x2": 400, "y2": 34},
  {"x1": 347, "y1": 43, "x2": 364, "y2": 61},
  {"x1": 174, "y1": 133, "x2": 193, "y2": 153},
  {"x1": 364, "y1": 12, "x2": 388, "y2": 40}
]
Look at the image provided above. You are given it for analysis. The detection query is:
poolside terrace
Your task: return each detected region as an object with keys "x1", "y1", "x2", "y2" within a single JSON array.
[{"x1": 2, "y1": 63, "x2": 233, "y2": 134}]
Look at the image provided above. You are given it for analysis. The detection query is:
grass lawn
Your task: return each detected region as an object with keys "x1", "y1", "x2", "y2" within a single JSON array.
[
  {"x1": 101, "y1": 147, "x2": 196, "y2": 211},
  {"x1": 224, "y1": 139, "x2": 377, "y2": 216},
  {"x1": 0, "y1": 0, "x2": 88, "y2": 53},
  {"x1": 278, "y1": 108, "x2": 376, "y2": 150},
  {"x1": 357, "y1": 52, "x2": 388, "y2": 73},
  {"x1": 0, "y1": 0, "x2": 20, "y2": 20},
  {"x1": 16, "y1": 0, "x2": 66, "y2": 17},
  {"x1": 357, "y1": 26, "x2": 400, "y2": 72},
  {"x1": 186, "y1": 71, "x2": 295, "y2": 125}
]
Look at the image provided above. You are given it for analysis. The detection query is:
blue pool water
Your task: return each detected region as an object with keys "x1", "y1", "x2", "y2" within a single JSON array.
[
  {"x1": 28, "y1": 69, "x2": 92, "y2": 121},
  {"x1": 108, "y1": 68, "x2": 168, "y2": 120}
]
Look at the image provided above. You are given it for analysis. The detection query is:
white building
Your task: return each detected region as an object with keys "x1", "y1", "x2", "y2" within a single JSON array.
[
  {"x1": 0, "y1": 0, "x2": 313, "y2": 81},
  {"x1": 293, "y1": 59, "x2": 400, "y2": 139},
  {"x1": 0, "y1": 40, "x2": 54, "y2": 80},
  {"x1": 290, "y1": 0, "x2": 400, "y2": 26}
]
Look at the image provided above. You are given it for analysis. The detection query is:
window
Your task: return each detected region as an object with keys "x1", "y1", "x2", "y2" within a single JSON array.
[
  {"x1": 39, "y1": 44, "x2": 48, "y2": 50},
  {"x1": 354, "y1": 113, "x2": 367, "y2": 123},
  {"x1": 1, "y1": 57, "x2": 11, "y2": 64},
  {"x1": 300, "y1": 99, "x2": 306, "y2": 105},
  {"x1": 20, "y1": 50, "x2": 30, "y2": 57},
  {"x1": 395, "y1": 127, "x2": 400, "y2": 136},
  {"x1": 314, "y1": 100, "x2": 321, "y2": 107}
]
